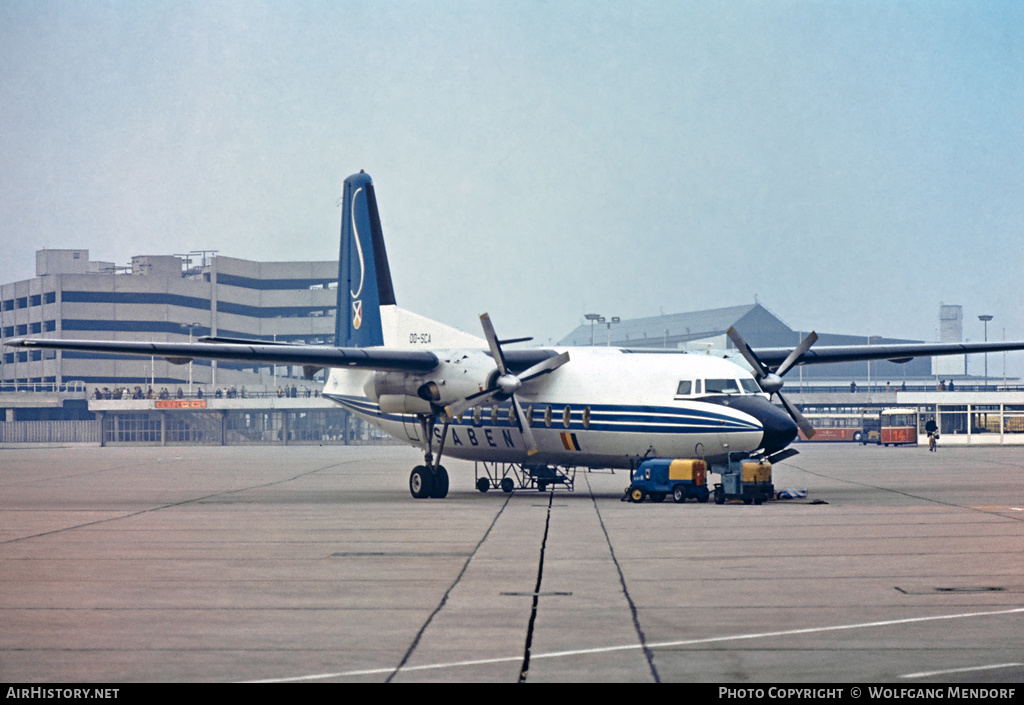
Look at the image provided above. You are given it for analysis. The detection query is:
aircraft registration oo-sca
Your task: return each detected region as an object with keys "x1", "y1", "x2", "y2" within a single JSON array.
[{"x1": 9, "y1": 171, "x2": 1024, "y2": 499}]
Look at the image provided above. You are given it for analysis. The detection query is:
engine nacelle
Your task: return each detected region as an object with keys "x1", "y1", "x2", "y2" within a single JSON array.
[
  {"x1": 364, "y1": 372, "x2": 430, "y2": 402},
  {"x1": 363, "y1": 350, "x2": 498, "y2": 410},
  {"x1": 377, "y1": 394, "x2": 434, "y2": 415}
]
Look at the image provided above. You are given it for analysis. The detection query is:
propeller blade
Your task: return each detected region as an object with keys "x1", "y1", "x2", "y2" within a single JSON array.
[
  {"x1": 444, "y1": 388, "x2": 496, "y2": 420},
  {"x1": 726, "y1": 326, "x2": 769, "y2": 378},
  {"x1": 511, "y1": 394, "x2": 539, "y2": 455},
  {"x1": 517, "y1": 351, "x2": 570, "y2": 384},
  {"x1": 767, "y1": 447, "x2": 800, "y2": 464},
  {"x1": 479, "y1": 313, "x2": 507, "y2": 375},
  {"x1": 777, "y1": 390, "x2": 815, "y2": 439},
  {"x1": 774, "y1": 331, "x2": 818, "y2": 378}
]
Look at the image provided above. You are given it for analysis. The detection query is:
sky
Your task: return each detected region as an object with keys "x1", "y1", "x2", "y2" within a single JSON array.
[{"x1": 1, "y1": 1, "x2": 1022, "y2": 375}]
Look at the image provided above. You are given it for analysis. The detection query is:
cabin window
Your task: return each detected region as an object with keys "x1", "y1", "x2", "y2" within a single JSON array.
[
  {"x1": 490, "y1": 405, "x2": 499, "y2": 425},
  {"x1": 562, "y1": 406, "x2": 571, "y2": 428},
  {"x1": 582, "y1": 406, "x2": 591, "y2": 429},
  {"x1": 526, "y1": 405, "x2": 534, "y2": 426},
  {"x1": 676, "y1": 380, "x2": 692, "y2": 395},
  {"x1": 544, "y1": 405, "x2": 553, "y2": 427},
  {"x1": 508, "y1": 405, "x2": 518, "y2": 426},
  {"x1": 705, "y1": 378, "x2": 740, "y2": 394},
  {"x1": 473, "y1": 406, "x2": 482, "y2": 426}
]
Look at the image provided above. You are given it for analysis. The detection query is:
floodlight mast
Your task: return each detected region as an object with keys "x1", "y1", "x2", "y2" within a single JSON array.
[
  {"x1": 584, "y1": 313, "x2": 601, "y2": 346},
  {"x1": 979, "y1": 315, "x2": 993, "y2": 389}
]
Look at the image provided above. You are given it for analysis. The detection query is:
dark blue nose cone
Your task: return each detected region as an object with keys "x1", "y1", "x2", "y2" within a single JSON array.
[
  {"x1": 756, "y1": 399, "x2": 799, "y2": 454},
  {"x1": 704, "y1": 394, "x2": 798, "y2": 455}
]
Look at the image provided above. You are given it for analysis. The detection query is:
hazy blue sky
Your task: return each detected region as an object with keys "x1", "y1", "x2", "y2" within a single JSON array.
[{"x1": 2, "y1": 1, "x2": 1022, "y2": 373}]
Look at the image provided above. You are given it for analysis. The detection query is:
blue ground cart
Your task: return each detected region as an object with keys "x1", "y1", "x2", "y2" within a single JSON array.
[{"x1": 625, "y1": 458, "x2": 710, "y2": 503}]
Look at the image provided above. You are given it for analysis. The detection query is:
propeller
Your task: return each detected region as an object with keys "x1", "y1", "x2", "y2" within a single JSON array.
[
  {"x1": 726, "y1": 326, "x2": 817, "y2": 439},
  {"x1": 445, "y1": 313, "x2": 570, "y2": 455}
]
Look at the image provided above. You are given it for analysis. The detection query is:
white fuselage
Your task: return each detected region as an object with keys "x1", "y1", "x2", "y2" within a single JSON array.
[{"x1": 323, "y1": 346, "x2": 774, "y2": 469}]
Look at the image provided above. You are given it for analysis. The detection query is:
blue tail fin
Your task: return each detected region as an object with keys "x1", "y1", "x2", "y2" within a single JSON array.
[{"x1": 336, "y1": 171, "x2": 396, "y2": 347}]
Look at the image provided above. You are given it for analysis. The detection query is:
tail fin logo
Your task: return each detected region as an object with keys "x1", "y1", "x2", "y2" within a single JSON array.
[
  {"x1": 349, "y1": 186, "x2": 367, "y2": 331},
  {"x1": 352, "y1": 300, "x2": 363, "y2": 330},
  {"x1": 349, "y1": 187, "x2": 367, "y2": 299}
]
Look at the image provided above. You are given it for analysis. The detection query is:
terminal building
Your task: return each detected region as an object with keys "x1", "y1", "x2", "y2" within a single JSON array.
[{"x1": 1, "y1": 249, "x2": 337, "y2": 394}]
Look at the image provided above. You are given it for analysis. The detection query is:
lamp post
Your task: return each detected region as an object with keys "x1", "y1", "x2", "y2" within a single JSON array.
[
  {"x1": 584, "y1": 313, "x2": 601, "y2": 346},
  {"x1": 605, "y1": 316, "x2": 620, "y2": 346},
  {"x1": 979, "y1": 315, "x2": 993, "y2": 390},
  {"x1": 180, "y1": 322, "x2": 201, "y2": 395}
]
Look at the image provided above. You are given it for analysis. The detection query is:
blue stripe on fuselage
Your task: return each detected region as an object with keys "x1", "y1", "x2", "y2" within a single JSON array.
[{"x1": 323, "y1": 394, "x2": 763, "y2": 435}]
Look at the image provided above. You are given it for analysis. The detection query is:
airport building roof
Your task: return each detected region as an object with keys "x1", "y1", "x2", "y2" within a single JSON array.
[{"x1": 558, "y1": 302, "x2": 937, "y2": 380}]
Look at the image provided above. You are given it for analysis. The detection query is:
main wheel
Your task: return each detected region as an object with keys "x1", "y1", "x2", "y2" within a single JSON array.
[
  {"x1": 476, "y1": 477, "x2": 490, "y2": 493},
  {"x1": 430, "y1": 466, "x2": 449, "y2": 498},
  {"x1": 672, "y1": 486, "x2": 686, "y2": 503},
  {"x1": 501, "y1": 477, "x2": 515, "y2": 493},
  {"x1": 410, "y1": 466, "x2": 434, "y2": 499}
]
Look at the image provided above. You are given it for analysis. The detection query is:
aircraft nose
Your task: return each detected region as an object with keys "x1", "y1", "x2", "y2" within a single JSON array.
[
  {"x1": 703, "y1": 394, "x2": 799, "y2": 456},
  {"x1": 757, "y1": 399, "x2": 799, "y2": 454}
]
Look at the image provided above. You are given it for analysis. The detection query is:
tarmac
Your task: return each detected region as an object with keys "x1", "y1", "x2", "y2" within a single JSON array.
[{"x1": 0, "y1": 442, "x2": 1022, "y2": 683}]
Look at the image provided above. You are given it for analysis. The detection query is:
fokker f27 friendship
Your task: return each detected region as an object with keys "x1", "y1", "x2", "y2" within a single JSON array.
[{"x1": 9, "y1": 171, "x2": 1024, "y2": 498}]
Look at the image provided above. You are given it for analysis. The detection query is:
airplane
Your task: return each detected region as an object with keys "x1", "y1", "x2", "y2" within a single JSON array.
[{"x1": 9, "y1": 170, "x2": 1024, "y2": 499}]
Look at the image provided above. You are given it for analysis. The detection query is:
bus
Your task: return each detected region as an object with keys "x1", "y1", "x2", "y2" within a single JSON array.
[
  {"x1": 861, "y1": 408, "x2": 918, "y2": 446},
  {"x1": 797, "y1": 409, "x2": 869, "y2": 442},
  {"x1": 797, "y1": 407, "x2": 919, "y2": 445}
]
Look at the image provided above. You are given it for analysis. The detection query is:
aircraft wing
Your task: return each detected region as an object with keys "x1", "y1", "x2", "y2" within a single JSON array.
[
  {"x1": 4, "y1": 338, "x2": 439, "y2": 373},
  {"x1": 750, "y1": 340, "x2": 1024, "y2": 368}
]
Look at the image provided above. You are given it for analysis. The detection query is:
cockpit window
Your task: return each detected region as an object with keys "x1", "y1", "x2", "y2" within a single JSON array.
[
  {"x1": 705, "y1": 378, "x2": 740, "y2": 394},
  {"x1": 740, "y1": 378, "x2": 761, "y2": 394},
  {"x1": 676, "y1": 380, "x2": 692, "y2": 395}
]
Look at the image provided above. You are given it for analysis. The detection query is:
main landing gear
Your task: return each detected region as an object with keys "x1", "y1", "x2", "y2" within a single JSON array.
[
  {"x1": 409, "y1": 414, "x2": 450, "y2": 499},
  {"x1": 409, "y1": 464, "x2": 448, "y2": 499}
]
